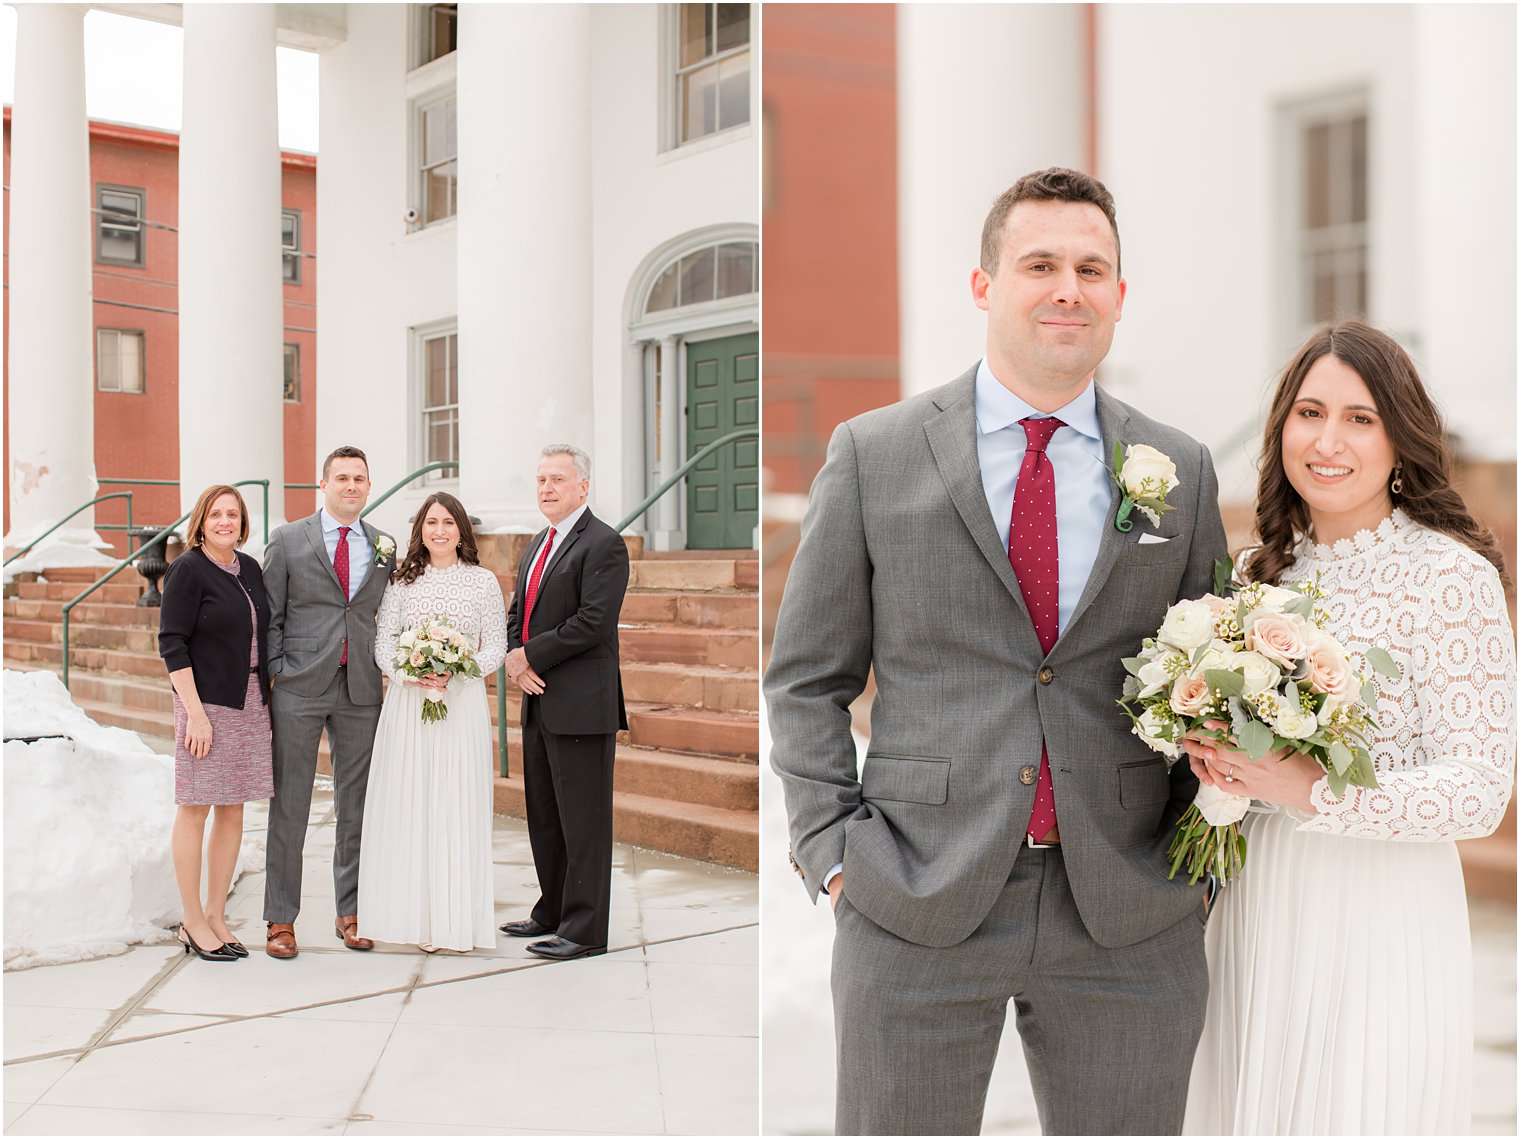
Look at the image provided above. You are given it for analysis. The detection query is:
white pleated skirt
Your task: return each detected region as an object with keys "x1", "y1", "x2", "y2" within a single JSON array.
[
  {"x1": 1183, "y1": 809, "x2": 1473, "y2": 1136},
  {"x1": 357, "y1": 677, "x2": 498, "y2": 952}
]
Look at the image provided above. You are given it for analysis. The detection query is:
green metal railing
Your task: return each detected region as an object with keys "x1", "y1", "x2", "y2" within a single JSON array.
[
  {"x1": 615, "y1": 428, "x2": 758, "y2": 533},
  {"x1": 361, "y1": 461, "x2": 458, "y2": 518},
  {"x1": 59, "y1": 480, "x2": 270, "y2": 688},
  {"x1": 3, "y1": 493, "x2": 135, "y2": 568}
]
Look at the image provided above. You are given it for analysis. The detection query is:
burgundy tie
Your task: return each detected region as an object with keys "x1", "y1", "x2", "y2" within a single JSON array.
[
  {"x1": 335, "y1": 526, "x2": 351, "y2": 665},
  {"x1": 1009, "y1": 416, "x2": 1064, "y2": 844},
  {"x1": 522, "y1": 528, "x2": 556, "y2": 640}
]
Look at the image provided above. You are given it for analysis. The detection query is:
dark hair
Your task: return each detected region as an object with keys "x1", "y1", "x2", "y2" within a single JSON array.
[
  {"x1": 186, "y1": 484, "x2": 250, "y2": 549},
  {"x1": 322, "y1": 445, "x2": 369, "y2": 482},
  {"x1": 393, "y1": 492, "x2": 480, "y2": 585},
  {"x1": 1246, "y1": 319, "x2": 1511, "y2": 592},
  {"x1": 980, "y1": 167, "x2": 1121, "y2": 276}
]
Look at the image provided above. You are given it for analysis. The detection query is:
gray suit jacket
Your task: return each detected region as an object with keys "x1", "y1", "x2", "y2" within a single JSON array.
[
  {"x1": 765, "y1": 368, "x2": 1228, "y2": 950},
  {"x1": 263, "y1": 513, "x2": 394, "y2": 705}
]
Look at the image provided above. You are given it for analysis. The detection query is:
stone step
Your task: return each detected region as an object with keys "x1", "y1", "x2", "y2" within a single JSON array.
[
  {"x1": 619, "y1": 661, "x2": 758, "y2": 713},
  {"x1": 638, "y1": 549, "x2": 758, "y2": 560},
  {"x1": 3, "y1": 597, "x2": 160, "y2": 626},
  {"x1": 16, "y1": 579, "x2": 144, "y2": 605},
  {"x1": 624, "y1": 706, "x2": 759, "y2": 759},
  {"x1": 7, "y1": 642, "x2": 165, "y2": 678},
  {"x1": 618, "y1": 591, "x2": 759, "y2": 629},
  {"x1": 494, "y1": 776, "x2": 757, "y2": 871},
  {"x1": 620, "y1": 625, "x2": 757, "y2": 670},
  {"x1": 38, "y1": 566, "x2": 120, "y2": 583},
  {"x1": 628, "y1": 560, "x2": 749, "y2": 592}
]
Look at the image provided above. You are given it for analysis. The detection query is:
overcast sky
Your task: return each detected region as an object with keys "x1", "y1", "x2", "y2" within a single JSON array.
[{"x1": 2, "y1": 6, "x2": 320, "y2": 152}]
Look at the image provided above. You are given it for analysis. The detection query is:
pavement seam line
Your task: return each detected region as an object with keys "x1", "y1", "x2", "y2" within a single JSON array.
[{"x1": 3, "y1": 922, "x2": 757, "y2": 1066}]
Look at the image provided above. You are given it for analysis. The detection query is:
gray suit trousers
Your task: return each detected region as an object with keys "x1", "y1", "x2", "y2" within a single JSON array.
[
  {"x1": 832, "y1": 848, "x2": 1208, "y2": 1136},
  {"x1": 263, "y1": 669, "x2": 381, "y2": 921}
]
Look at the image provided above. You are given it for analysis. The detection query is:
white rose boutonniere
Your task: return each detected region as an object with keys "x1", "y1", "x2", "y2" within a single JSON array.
[
  {"x1": 1110, "y1": 442, "x2": 1180, "y2": 531},
  {"x1": 373, "y1": 535, "x2": 396, "y2": 566}
]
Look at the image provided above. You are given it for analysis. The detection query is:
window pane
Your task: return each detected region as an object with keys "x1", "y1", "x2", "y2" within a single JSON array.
[
  {"x1": 99, "y1": 226, "x2": 141, "y2": 263},
  {"x1": 682, "y1": 63, "x2": 719, "y2": 142},
  {"x1": 715, "y1": 4, "x2": 748, "y2": 52},
  {"x1": 646, "y1": 263, "x2": 680, "y2": 313},
  {"x1": 718, "y1": 54, "x2": 750, "y2": 131},
  {"x1": 1349, "y1": 115, "x2": 1368, "y2": 225},
  {"x1": 284, "y1": 345, "x2": 300, "y2": 401},
  {"x1": 429, "y1": 4, "x2": 457, "y2": 62},
  {"x1": 98, "y1": 331, "x2": 119, "y2": 392},
  {"x1": 1310, "y1": 250, "x2": 1337, "y2": 323},
  {"x1": 426, "y1": 160, "x2": 458, "y2": 222},
  {"x1": 1304, "y1": 122, "x2": 1330, "y2": 230},
  {"x1": 424, "y1": 100, "x2": 457, "y2": 165},
  {"x1": 445, "y1": 335, "x2": 459, "y2": 402},
  {"x1": 120, "y1": 333, "x2": 143, "y2": 393},
  {"x1": 678, "y1": 247, "x2": 717, "y2": 306},
  {"x1": 282, "y1": 213, "x2": 298, "y2": 250},
  {"x1": 100, "y1": 190, "x2": 140, "y2": 220},
  {"x1": 426, "y1": 337, "x2": 450, "y2": 407},
  {"x1": 716, "y1": 243, "x2": 756, "y2": 299},
  {"x1": 679, "y1": 4, "x2": 712, "y2": 68}
]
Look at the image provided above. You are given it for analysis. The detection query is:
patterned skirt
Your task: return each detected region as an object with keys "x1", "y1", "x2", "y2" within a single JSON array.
[{"x1": 173, "y1": 670, "x2": 275, "y2": 805}]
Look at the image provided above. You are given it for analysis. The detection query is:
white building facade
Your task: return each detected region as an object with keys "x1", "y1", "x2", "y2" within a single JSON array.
[{"x1": 6, "y1": 2, "x2": 759, "y2": 558}]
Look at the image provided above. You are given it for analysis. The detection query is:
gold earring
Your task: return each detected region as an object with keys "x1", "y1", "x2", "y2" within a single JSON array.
[{"x1": 1390, "y1": 464, "x2": 1404, "y2": 496}]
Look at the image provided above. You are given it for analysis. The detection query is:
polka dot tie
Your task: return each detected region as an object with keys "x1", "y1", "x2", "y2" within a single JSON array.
[
  {"x1": 335, "y1": 526, "x2": 351, "y2": 665},
  {"x1": 1009, "y1": 416, "x2": 1064, "y2": 843}
]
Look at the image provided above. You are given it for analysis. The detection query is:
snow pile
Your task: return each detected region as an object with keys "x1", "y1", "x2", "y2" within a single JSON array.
[{"x1": 3, "y1": 670, "x2": 259, "y2": 970}]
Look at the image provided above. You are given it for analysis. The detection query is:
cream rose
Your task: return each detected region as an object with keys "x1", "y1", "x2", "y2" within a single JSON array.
[
  {"x1": 1170, "y1": 673, "x2": 1214, "y2": 717},
  {"x1": 1194, "y1": 780, "x2": 1251, "y2": 826},
  {"x1": 1134, "y1": 708, "x2": 1179, "y2": 758},
  {"x1": 1304, "y1": 643, "x2": 1357, "y2": 701},
  {"x1": 1229, "y1": 650, "x2": 1281, "y2": 695},
  {"x1": 1160, "y1": 600, "x2": 1215, "y2": 652},
  {"x1": 1273, "y1": 701, "x2": 1317, "y2": 740},
  {"x1": 1121, "y1": 444, "x2": 1180, "y2": 498},
  {"x1": 408, "y1": 649, "x2": 425, "y2": 668},
  {"x1": 1244, "y1": 610, "x2": 1309, "y2": 669}
]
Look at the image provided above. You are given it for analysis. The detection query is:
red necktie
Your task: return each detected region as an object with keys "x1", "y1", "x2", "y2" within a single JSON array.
[
  {"x1": 335, "y1": 526, "x2": 351, "y2": 665},
  {"x1": 1009, "y1": 416, "x2": 1064, "y2": 843},
  {"x1": 522, "y1": 528, "x2": 556, "y2": 640}
]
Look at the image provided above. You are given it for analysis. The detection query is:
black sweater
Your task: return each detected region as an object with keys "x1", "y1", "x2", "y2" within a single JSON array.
[{"x1": 158, "y1": 547, "x2": 271, "y2": 709}]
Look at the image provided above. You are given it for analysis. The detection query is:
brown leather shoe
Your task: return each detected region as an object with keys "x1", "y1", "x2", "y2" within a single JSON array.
[
  {"x1": 266, "y1": 922, "x2": 298, "y2": 959},
  {"x1": 335, "y1": 914, "x2": 373, "y2": 951}
]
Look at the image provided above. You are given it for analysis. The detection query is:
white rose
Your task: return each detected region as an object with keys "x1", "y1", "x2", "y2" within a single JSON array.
[
  {"x1": 1194, "y1": 640, "x2": 1232, "y2": 674},
  {"x1": 1273, "y1": 701, "x2": 1317, "y2": 740},
  {"x1": 1134, "y1": 708, "x2": 1179, "y2": 758},
  {"x1": 1137, "y1": 650, "x2": 1184, "y2": 698},
  {"x1": 1229, "y1": 650, "x2": 1281, "y2": 695},
  {"x1": 398, "y1": 631, "x2": 416, "y2": 648},
  {"x1": 1255, "y1": 584, "x2": 1301, "y2": 614},
  {"x1": 1159, "y1": 600, "x2": 1214, "y2": 652},
  {"x1": 1121, "y1": 444, "x2": 1180, "y2": 499},
  {"x1": 1194, "y1": 780, "x2": 1251, "y2": 826}
]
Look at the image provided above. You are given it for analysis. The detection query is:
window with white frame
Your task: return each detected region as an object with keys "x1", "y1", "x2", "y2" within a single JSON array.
[
  {"x1": 418, "y1": 95, "x2": 459, "y2": 225},
  {"x1": 96, "y1": 185, "x2": 145, "y2": 267},
  {"x1": 283, "y1": 344, "x2": 301, "y2": 402},
  {"x1": 420, "y1": 330, "x2": 459, "y2": 473},
  {"x1": 644, "y1": 240, "x2": 758, "y2": 315},
  {"x1": 672, "y1": 4, "x2": 751, "y2": 146},
  {"x1": 1295, "y1": 100, "x2": 1368, "y2": 327},
  {"x1": 410, "y1": 3, "x2": 457, "y2": 70},
  {"x1": 97, "y1": 329, "x2": 145, "y2": 393},
  {"x1": 282, "y1": 210, "x2": 302, "y2": 285}
]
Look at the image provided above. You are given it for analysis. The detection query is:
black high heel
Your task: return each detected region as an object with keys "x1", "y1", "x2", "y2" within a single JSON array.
[
  {"x1": 219, "y1": 938, "x2": 250, "y2": 958},
  {"x1": 178, "y1": 924, "x2": 237, "y2": 962}
]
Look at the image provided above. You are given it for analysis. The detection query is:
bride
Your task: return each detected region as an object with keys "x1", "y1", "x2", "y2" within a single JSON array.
[
  {"x1": 357, "y1": 492, "x2": 508, "y2": 953},
  {"x1": 1181, "y1": 320, "x2": 1515, "y2": 1135}
]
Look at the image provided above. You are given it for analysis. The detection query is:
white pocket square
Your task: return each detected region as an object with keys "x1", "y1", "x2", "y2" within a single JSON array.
[{"x1": 1137, "y1": 533, "x2": 1172, "y2": 545}]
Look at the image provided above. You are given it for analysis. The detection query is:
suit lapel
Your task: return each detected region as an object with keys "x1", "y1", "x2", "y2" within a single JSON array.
[
  {"x1": 303, "y1": 514, "x2": 344, "y2": 593},
  {"x1": 1060, "y1": 386, "x2": 1131, "y2": 646},
  {"x1": 923, "y1": 375, "x2": 1041, "y2": 647},
  {"x1": 351, "y1": 519, "x2": 390, "y2": 600},
  {"x1": 546, "y1": 511, "x2": 589, "y2": 576}
]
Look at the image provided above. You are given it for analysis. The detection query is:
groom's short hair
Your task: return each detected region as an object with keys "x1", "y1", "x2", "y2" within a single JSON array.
[
  {"x1": 321, "y1": 445, "x2": 369, "y2": 481},
  {"x1": 979, "y1": 167, "x2": 1121, "y2": 277}
]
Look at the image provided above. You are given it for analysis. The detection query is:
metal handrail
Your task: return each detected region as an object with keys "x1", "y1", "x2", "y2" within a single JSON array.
[
  {"x1": 59, "y1": 479, "x2": 269, "y2": 688},
  {"x1": 362, "y1": 461, "x2": 459, "y2": 517},
  {"x1": 615, "y1": 428, "x2": 758, "y2": 533},
  {"x1": 3, "y1": 492, "x2": 134, "y2": 568}
]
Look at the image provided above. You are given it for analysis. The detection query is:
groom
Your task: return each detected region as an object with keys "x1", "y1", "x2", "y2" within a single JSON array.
[
  {"x1": 263, "y1": 445, "x2": 395, "y2": 959},
  {"x1": 766, "y1": 168, "x2": 1228, "y2": 1134}
]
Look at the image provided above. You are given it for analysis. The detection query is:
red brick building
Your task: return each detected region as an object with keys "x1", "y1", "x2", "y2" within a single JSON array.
[{"x1": 2, "y1": 108, "x2": 317, "y2": 555}]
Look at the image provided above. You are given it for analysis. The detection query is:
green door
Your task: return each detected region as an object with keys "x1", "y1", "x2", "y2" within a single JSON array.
[{"x1": 685, "y1": 332, "x2": 758, "y2": 549}]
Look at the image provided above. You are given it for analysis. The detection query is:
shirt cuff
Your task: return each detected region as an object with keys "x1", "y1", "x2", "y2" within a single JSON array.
[{"x1": 823, "y1": 863, "x2": 844, "y2": 897}]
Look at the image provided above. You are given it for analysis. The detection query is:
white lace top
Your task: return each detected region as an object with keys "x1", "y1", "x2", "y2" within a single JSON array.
[
  {"x1": 1279, "y1": 509, "x2": 1515, "y2": 840},
  {"x1": 374, "y1": 562, "x2": 509, "y2": 683}
]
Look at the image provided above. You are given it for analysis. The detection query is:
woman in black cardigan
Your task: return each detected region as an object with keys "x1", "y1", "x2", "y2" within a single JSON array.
[{"x1": 158, "y1": 485, "x2": 274, "y2": 961}]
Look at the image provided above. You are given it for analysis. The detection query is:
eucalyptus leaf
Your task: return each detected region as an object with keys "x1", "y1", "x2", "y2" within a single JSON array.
[
  {"x1": 1366, "y1": 646, "x2": 1401, "y2": 680},
  {"x1": 1112, "y1": 440, "x2": 1125, "y2": 472},
  {"x1": 1326, "y1": 769, "x2": 1350, "y2": 799},
  {"x1": 1205, "y1": 668, "x2": 1246, "y2": 698},
  {"x1": 1213, "y1": 558, "x2": 1235, "y2": 597},
  {"x1": 1237, "y1": 719, "x2": 1275, "y2": 761},
  {"x1": 1286, "y1": 592, "x2": 1316, "y2": 617},
  {"x1": 1328, "y1": 740, "x2": 1353, "y2": 775},
  {"x1": 1360, "y1": 678, "x2": 1379, "y2": 712},
  {"x1": 1122, "y1": 656, "x2": 1147, "y2": 677}
]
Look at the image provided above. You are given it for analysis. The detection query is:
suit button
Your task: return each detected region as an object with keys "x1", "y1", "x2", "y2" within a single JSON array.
[
  {"x1": 1019, "y1": 765, "x2": 1037, "y2": 785},
  {"x1": 1038, "y1": 667, "x2": 1054, "y2": 685}
]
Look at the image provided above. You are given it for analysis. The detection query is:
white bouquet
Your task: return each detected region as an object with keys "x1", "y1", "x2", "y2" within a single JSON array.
[
  {"x1": 1118, "y1": 564, "x2": 1395, "y2": 883},
  {"x1": 391, "y1": 614, "x2": 482, "y2": 724}
]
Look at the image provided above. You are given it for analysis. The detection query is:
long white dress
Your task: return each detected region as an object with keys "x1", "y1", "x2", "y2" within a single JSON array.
[
  {"x1": 357, "y1": 562, "x2": 508, "y2": 951},
  {"x1": 1185, "y1": 510, "x2": 1515, "y2": 1136}
]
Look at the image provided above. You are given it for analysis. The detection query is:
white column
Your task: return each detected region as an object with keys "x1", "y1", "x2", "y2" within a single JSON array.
[
  {"x1": 179, "y1": 4, "x2": 286, "y2": 547},
  {"x1": 457, "y1": 3, "x2": 593, "y2": 531},
  {"x1": 4, "y1": 4, "x2": 107, "y2": 565},
  {"x1": 897, "y1": 4, "x2": 1086, "y2": 398},
  {"x1": 1411, "y1": 4, "x2": 1516, "y2": 462},
  {"x1": 656, "y1": 334, "x2": 683, "y2": 548}
]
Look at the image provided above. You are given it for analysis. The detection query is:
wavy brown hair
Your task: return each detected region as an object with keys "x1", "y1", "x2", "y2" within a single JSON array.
[
  {"x1": 1245, "y1": 320, "x2": 1510, "y2": 591},
  {"x1": 393, "y1": 492, "x2": 480, "y2": 585},
  {"x1": 186, "y1": 484, "x2": 250, "y2": 549}
]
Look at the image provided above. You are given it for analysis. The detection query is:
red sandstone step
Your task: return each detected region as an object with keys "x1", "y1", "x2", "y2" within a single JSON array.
[
  {"x1": 494, "y1": 776, "x2": 757, "y2": 871},
  {"x1": 625, "y1": 706, "x2": 758, "y2": 759},
  {"x1": 638, "y1": 549, "x2": 758, "y2": 560},
  {"x1": 620, "y1": 662, "x2": 758, "y2": 712},
  {"x1": 628, "y1": 560, "x2": 743, "y2": 592},
  {"x1": 39, "y1": 566, "x2": 121, "y2": 583},
  {"x1": 17, "y1": 580, "x2": 144, "y2": 605},
  {"x1": 620, "y1": 626, "x2": 757, "y2": 669}
]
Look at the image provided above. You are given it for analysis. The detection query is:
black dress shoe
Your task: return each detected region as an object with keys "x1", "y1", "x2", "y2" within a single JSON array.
[
  {"x1": 499, "y1": 918, "x2": 554, "y2": 938},
  {"x1": 525, "y1": 936, "x2": 606, "y2": 961}
]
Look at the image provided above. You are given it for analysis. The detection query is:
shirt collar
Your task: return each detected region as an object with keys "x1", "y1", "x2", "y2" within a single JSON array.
[
  {"x1": 974, "y1": 359, "x2": 1101, "y2": 442},
  {"x1": 545, "y1": 502, "x2": 589, "y2": 537},
  {"x1": 320, "y1": 509, "x2": 363, "y2": 537}
]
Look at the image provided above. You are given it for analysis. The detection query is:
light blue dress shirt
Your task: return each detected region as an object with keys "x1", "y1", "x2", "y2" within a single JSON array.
[
  {"x1": 974, "y1": 359, "x2": 1112, "y2": 638},
  {"x1": 320, "y1": 509, "x2": 372, "y2": 599}
]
